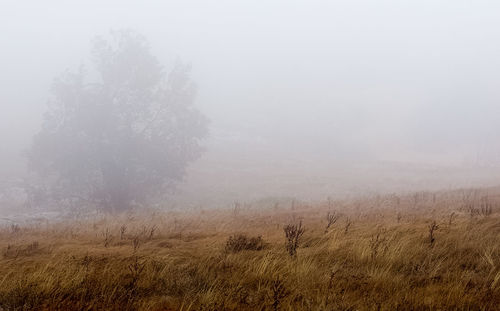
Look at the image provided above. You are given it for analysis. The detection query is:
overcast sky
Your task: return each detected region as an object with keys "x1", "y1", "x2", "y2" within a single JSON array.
[{"x1": 2, "y1": 0, "x2": 500, "y2": 174}]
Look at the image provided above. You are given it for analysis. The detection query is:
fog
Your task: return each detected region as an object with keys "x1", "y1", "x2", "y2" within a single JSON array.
[{"x1": 2, "y1": 0, "x2": 500, "y2": 209}]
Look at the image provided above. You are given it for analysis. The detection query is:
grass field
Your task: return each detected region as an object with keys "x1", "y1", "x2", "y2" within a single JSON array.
[{"x1": 2, "y1": 188, "x2": 500, "y2": 310}]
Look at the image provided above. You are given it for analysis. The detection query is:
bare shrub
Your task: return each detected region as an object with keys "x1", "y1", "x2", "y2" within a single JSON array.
[
  {"x1": 428, "y1": 221, "x2": 439, "y2": 245},
  {"x1": 324, "y1": 270, "x2": 337, "y2": 305},
  {"x1": 479, "y1": 197, "x2": 494, "y2": 216},
  {"x1": 103, "y1": 228, "x2": 112, "y2": 248},
  {"x1": 466, "y1": 203, "x2": 479, "y2": 218},
  {"x1": 148, "y1": 225, "x2": 157, "y2": 240},
  {"x1": 225, "y1": 234, "x2": 265, "y2": 253},
  {"x1": 344, "y1": 217, "x2": 352, "y2": 234},
  {"x1": 269, "y1": 276, "x2": 289, "y2": 311},
  {"x1": 466, "y1": 197, "x2": 494, "y2": 217},
  {"x1": 81, "y1": 253, "x2": 92, "y2": 273},
  {"x1": 132, "y1": 235, "x2": 141, "y2": 252},
  {"x1": 369, "y1": 228, "x2": 386, "y2": 260},
  {"x1": 3, "y1": 242, "x2": 40, "y2": 259},
  {"x1": 284, "y1": 221, "x2": 305, "y2": 257},
  {"x1": 127, "y1": 256, "x2": 146, "y2": 291},
  {"x1": 120, "y1": 225, "x2": 127, "y2": 240},
  {"x1": 324, "y1": 211, "x2": 340, "y2": 233},
  {"x1": 461, "y1": 188, "x2": 479, "y2": 208}
]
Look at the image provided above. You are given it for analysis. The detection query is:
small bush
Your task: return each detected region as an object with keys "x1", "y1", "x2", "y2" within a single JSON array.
[
  {"x1": 3, "y1": 241, "x2": 40, "y2": 259},
  {"x1": 284, "y1": 221, "x2": 305, "y2": 257},
  {"x1": 325, "y1": 211, "x2": 339, "y2": 233},
  {"x1": 225, "y1": 234, "x2": 265, "y2": 253},
  {"x1": 428, "y1": 221, "x2": 439, "y2": 245}
]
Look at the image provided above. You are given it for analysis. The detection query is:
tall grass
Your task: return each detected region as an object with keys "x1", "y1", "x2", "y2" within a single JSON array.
[{"x1": 1, "y1": 188, "x2": 500, "y2": 310}]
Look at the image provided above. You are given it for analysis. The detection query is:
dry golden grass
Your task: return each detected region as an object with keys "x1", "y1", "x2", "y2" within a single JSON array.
[{"x1": 2, "y1": 188, "x2": 500, "y2": 310}]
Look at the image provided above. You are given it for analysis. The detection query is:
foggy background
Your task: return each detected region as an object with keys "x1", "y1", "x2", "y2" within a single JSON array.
[{"x1": 2, "y1": 0, "x2": 500, "y2": 208}]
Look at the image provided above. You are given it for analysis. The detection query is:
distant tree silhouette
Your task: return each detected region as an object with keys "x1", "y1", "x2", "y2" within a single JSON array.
[{"x1": 29, "y1": 30, "x2": 208, "y2": 211}]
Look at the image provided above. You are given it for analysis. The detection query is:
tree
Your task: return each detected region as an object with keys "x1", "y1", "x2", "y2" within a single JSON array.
[{"x1": 29, "y1": 31, "x2": 208, "y2": 211}]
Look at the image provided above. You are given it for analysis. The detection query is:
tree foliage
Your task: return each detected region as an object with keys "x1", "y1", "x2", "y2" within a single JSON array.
[{"x1": 29, "y1": 31, "x2": 208, "y2": 211}]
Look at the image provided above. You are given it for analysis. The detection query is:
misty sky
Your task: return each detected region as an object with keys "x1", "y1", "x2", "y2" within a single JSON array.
[{"x1": 2, "y1": 0, "x2": 500, "y2": 176}]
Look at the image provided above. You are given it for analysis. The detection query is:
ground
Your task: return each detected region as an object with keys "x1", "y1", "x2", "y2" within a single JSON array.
[{"x1": 1, "y1": 188, "x2": 500, "y2": 310}]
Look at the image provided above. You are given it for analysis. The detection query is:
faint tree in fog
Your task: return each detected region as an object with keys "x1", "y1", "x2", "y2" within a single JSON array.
[{"x1": 29, "y1": 31, "x2": 208, "y2": 211}]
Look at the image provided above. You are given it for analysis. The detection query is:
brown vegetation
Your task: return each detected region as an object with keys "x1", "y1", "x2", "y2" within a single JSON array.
[{"x1": 1, "y1": 188, "x2": 500, "y2": 310}]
